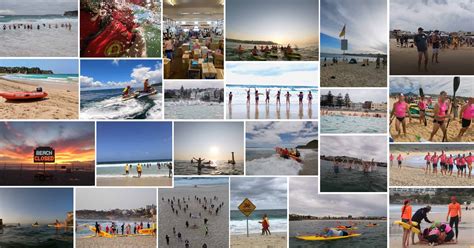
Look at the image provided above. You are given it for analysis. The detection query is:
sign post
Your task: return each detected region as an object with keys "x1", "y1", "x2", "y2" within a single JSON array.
[
  {"x1": 238, "y1": 198, "x2": 256, "y2": 237},
  {"x1": 33, "y1": 147, "x2": 55, "y2": 173}
]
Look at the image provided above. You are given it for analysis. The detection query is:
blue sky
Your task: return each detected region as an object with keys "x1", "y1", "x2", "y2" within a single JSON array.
[
  {"x1": 80, "y1": 60, "x2": 162, "y2": 89},
  {"x1": 226, "y1": 0, "x2": 318, "y2": 45},
  {"x1": 0, "y1": 188, "x2": 72, "y2": 224},
  {"x1": 320, "y1": 0, "x2": 387, "y2": 54},
  {"x1": 97, "y1": 122, "x2": 172, "y2": 162},
  {"x1": 246, "y1": 121, "x2": 318, "y2": 148},
  {"x1": 0, "y1": 59, "x2": 78, "y2": 74},
  {"x1": 226, "y1": 63, "x2": 318, "y2": 86}
]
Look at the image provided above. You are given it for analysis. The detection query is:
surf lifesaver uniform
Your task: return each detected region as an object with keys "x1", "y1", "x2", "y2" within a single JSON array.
[
  {"x1": 80, "y1": 10, "x2": 101, "y2": 51},
  {"x1": 82, "y1": 8, "x2": 137, "y2": 57}
]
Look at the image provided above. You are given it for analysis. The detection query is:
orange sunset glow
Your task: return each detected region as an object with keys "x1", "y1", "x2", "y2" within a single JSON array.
[{"x1": 0, "y1": 122, "x2": 95, "y2": 166}]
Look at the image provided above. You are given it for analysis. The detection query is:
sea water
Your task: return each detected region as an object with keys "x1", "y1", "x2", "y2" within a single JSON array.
[
  {"x1": 2, "y1": 74, "x2": 79, "y2": 84},
  {"x1": 226, "y1": 41, "x2": 319, "y2": 61},
  {"x1": 174, "y1": 160, "x2": 244, "y2": 175},
  {"x1": 403, "y1": 155, "x2": 470, "y2": 173},
  {"x1": 80, "y1": 87, "x2": 162, "y2": 119},
  {"x1": 320, "y1": 53, "x2": 379, "y2": 62},
  {"x1": 246, "y1": 148, "x2": 318, "y2": 175},
  {"x1": 0, "y1": 225, "x2": 73, "y2": 247},
  {"x1": 0, "y1": 15, "x2": 77, "y2": 57},
  {"x1": 321, "y1": 115, "x2": 387, "y2": 134},
  {"x1": 96, "y1": 161, "x2": 171, "y2": 178},
  {"x1": 320, "y1": 160, "x2": 387, "y2": 192},
  {"x1": 165, "y1": 100, "x2": 224, "y2": 119},
  {"x1": 226, "y1": 85, "x2": 318, "y2": 120},
  {"x1": 290, "y1": 220, "x2": 387, "y2": 248},
  {"x1": 230, "y1": 209, "x2": 287, "y2": 234}
]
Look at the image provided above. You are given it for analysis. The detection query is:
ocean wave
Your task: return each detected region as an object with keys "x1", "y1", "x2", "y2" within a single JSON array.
[
  {"x1": 97, "y1": 162, "x2": 171, "y2": 168},
  {"x1": 230, "y1": 218, "x2": 287, "y2": 234},
  {"x1": 81, "y1": 94, "x2": 162, "y2": 119},
  {"x1": 165, "y1": 100, "x2": 223, "y2": 107},
  {"x1": 246, "y1": 155, "x2": 302, "y2": 175},
  {"x1": 97, "y1": 174, "x2": 168, "y2": 178},
  {"x1": 0, "y1": 18, "x2": 78, "y2": 24}
]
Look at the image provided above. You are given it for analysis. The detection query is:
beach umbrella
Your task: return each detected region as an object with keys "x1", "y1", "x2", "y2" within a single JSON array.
[{"x1": 443, "y1": 77, "x2": 460, "y2": 142}]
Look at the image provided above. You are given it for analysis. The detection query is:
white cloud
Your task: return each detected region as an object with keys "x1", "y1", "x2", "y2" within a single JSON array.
[
  {"x1": 320, "y1": 88, "x2": 387, "y2": 103},
  {"x1": 0, "y1": 9, "x2": 15, "y2": 15},
  {"x1": 80, "y1": 76, "x2": 103, "y2": 88},
  {"x1": 131, "y1": 66, "x2": 162, "y2": 85},
  {"x1": 390, "y1": 77, "x2": 473, "y2": 97}
]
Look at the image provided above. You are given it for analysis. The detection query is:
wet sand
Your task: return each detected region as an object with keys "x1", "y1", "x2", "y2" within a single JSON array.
[
  {"x1": 231, "y1": 232, "x2": 287, "y2": 248},
  {"x1": 390, "y1": 39, "x2": 474, "y2": 75},
  {"x1": 159, "y1": 184, "x2": 229, "y2": 248},
  {"x1": 390, "y1": 210, "x2": 474, "y2": 247},
  {"x1": 0, "y1": 169, "x2": 95, "y2": 186},
  {"x1": 76, "y1": 236, "x2": 156, "y2": 248},
  {"x1": 97, "y1": 176, "x2": 172, "y2": 187},
  {"x1": 0, "y1": 77, "x2": 78, "y2": 119},
  {"x1": 390, "y1": 166, "x2": 472, "y2": 187},
  {"x1": 389, "y1": 98, "x2": 473, "y2": 142},
  {"x1": 321, "y1": 61, "x2": 387, "y2": 87}
]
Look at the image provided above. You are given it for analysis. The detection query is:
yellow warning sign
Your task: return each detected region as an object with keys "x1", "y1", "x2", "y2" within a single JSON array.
[{"x1": 238, "y1": 198, "x2": 256, "y2": 217}]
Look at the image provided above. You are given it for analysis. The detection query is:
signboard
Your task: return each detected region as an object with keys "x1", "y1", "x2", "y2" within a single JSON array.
[
  {"x1": 341, "y1": 39, "x2": 348, "y2": 50},
  {"x1": 33, "y1": 147, "x2": 55, "y2": 163},
  {"x1": 238, "y1": 198, "x2": 256, "y2": 217}
]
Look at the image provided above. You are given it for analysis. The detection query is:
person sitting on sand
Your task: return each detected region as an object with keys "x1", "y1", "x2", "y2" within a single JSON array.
[
  {"x1": 414, "y1": 27, "x2": 429, "y2": 72},
  {"x1": 411, "y1": 206, "x2": 433, "y2": 244},
  {"x1": 429, "y1": 91, "x2": 450, "y2": 142},
  {"x1": 391, "y1": 93, "x2": 411, "y2": 137},
  {"x1": 457, "y1": 97, "x2": 473, "y2": 141}
]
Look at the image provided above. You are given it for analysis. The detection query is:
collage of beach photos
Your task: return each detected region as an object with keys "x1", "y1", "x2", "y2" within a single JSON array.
[{"x1": 0, "y1": 0, "x2": 473, "y2": 248}]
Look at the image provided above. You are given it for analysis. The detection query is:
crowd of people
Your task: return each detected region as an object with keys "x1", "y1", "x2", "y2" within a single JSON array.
[
  {"x1": 163, "y1": 28, "x2": 224, "y2": 61},
  {"x1": 391, "y1": 151, "x2": 473, "y2": 178},
  {"x1": 228, "y1": 89, "x2": 313, "y2": 107},
  {"x1": 124, "y1": 162, "x2": 173, "y2": 178},
  {"x1": 93, "y1": 221, "x2": 156, "y2": 237}
]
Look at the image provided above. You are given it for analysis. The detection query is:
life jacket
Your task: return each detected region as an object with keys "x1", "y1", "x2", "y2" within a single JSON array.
[{"x1": 83, "y1": 9, "x2": 136, "y2": 57}]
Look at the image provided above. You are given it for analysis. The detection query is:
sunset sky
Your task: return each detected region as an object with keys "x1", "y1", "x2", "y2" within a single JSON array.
[{"x1": 0, "y1": 122, "x2": 95, "y2": 166}]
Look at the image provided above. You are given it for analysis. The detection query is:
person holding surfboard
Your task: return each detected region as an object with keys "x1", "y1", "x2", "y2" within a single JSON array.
[
  {"x1": 401, "y1": 199, "x2": 412, "y2": 248},
  {"x1": 391, "y1": 93, "x2": 412, "y2": 137}
]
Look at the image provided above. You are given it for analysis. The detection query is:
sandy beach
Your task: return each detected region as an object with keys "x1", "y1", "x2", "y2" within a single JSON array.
[
  {"x1": 159, "y1": 184, "x2": 229, "y2": 248},
  {"x1": 389, "y1": 97, "x2": 473, "y2": 142},
  {"x1": 321, "y1": 61, "x2": 387, "y2": 87},
  {"x1": 390, "y1": 209, "x2": 474, "y2": 247},
  {"x1": 0, "y1": 77, "x2": 78, "y2": 119},
  {"x1": 390, "y1": 166, "x2": 472, "y2": 186},
  {"x1": 0, "y1": 169, "x2": 95, "y2": 186},
  {"x1": 76, "y1": 236, "x2": 156, "y2": 248},
  {"x1": 390, "y1": 39, "x2": 474, "y2": 75},
  {"x1": 97, "y1": 176, "x2": 172, "y2": 187},
  {"x1": 231, "y1": 233, "x2": 287, "y2": 248}
]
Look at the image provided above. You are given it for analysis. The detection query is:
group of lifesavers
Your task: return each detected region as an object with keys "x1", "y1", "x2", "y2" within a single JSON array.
[
  {"x1": 391, "y1": 151, "x2": 473, "y2": 178},
  {"x1": 236, "y1": 44, "x2": 299, "y2": 57},
  {"x1": 400, "y1": 197, "x2": 462, "y2": 247},
  {"x1": 391, "y1": 92, "x2": 473, "y2": 141},
  {"x1": 278, "y1": 148, "x2": 301, "y2": 159},
  {"x1": 122, "y1": 79, "x2": 153, "y2": 98},
  {"x1": 228, "y1": 89, "x2": 313, "y2": 106}
]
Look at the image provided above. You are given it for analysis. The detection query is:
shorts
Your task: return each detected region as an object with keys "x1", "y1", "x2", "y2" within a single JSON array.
[
  {"x1": 459, "y1": 165, "x2": 465, "y2": 171},
  {"x1": 441, "y1": 162, "x2": 447, "y2": 170},
  {"x1": 445, "y1": 230, "x2": 454, "y2": 242},
  {"x1": 449, "y1": 164, "x2": 453, "y2": 171},
  {"x1": 426, "y1": 161, "x2": 430, "y2": 166},
  {"x1": 427, "y1": 234, "x2": 439, "y2": 243},
  {"x1": 433, "y1": 119, "x2": 444, "y2": 125},
  {"x1": 417, "y1": 49, "x2": 428, "y2": 53},
  {"x1": 432, "y1": 48, "x2": 439, "y2": 54},
  {"x1": 462, "y1": 118, "x2": 471, "y2": 128},
  {"x1": 396, "y1": 117, "x2": 405, "y2": 122},
  {"x1": 398, "y1": 160, "x2": 402, "y2": 165},
  {"x1": 432, "y1": 163, "x2": 438, "y2": 168}
]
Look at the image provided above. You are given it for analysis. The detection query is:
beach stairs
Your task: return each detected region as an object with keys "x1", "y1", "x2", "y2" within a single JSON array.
[{"x1": 227, "y1": 152, "x2": 236, "y2": 165}]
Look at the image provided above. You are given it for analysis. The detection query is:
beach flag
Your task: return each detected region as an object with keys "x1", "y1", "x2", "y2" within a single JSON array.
[{"x1": 339, "y1": 25, "x2": 346, "y2": 38}]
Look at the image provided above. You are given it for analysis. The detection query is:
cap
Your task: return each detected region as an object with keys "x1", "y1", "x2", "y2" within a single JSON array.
[{"x1": 418, "y1": 27, "x2": 424, "y2": 31}]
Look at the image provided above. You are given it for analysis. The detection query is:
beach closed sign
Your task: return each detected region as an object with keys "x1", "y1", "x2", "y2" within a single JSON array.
[
  {"x1": 238, "y1": 198, "x2": 256, "y2": 217},
  {"x1": 33, "y1": 147, "x2": 55, "y2": 163}
]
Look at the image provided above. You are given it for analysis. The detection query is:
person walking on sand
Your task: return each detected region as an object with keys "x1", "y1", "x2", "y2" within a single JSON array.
[
  {"x1": 431, "y1": 152, "x2": 439, "y2": 175},
  {"x1": 446, "y1": 196, "x2": 461, "y2": 242},
  {"x1": 448, "y1": 154, "x2": 455, "y2": 176},
  {"x1": 466, "y1": 152, "x2": 472, "y2": 179},
  {"x1": 424, "y1": 152, "x2": 431, "y2": 174},
  {"x1": 390, "y1": 153, "x2": 394, "y2": 167},
  {"x1": 401, "y1": 199, "x2": 413, "y2": 248},
  {"x1": 397, "y1": 154, "x2": 403, "y2": 169},
  {"x1": 414, "y1": 27, "x2": 429, "y2": 72},
  {"x1": 259, "y1": 214, "x2": 271, "y2": 235},
  {"x1": 431, "y1": 30, "x2": 441, "y2": 63},
  {"x1": 391, "y1": 94, "x2": 411, "y2": 137},
  {"x1": 429, "y1": 91, "x2": 450, "y2": 142},
  {"x1": 456, "y1": 97, "x2": 473, "y2": 141},
  {"x1": 165, "y1": 234, "x2": 170, "y2": 245}
]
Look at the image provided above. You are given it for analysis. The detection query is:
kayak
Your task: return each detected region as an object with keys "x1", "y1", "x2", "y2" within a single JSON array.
[
  {"x1": 0, "y1": 91, "x2": 48, "y2": 100},
  {"x1": 296, "y1": 233, "x2": 361, "y2": 241},
  {"x1": 266, "y1": 53, "x2": 278, "y2": 58},
  {"x1": 122, "y1": 92, "x2": 139, "y2": 101},
  {"x1": 285, "y1": 53, "x2": 302, "y2": 60},
  {"x1": 275, "y1": 147, "x2": 303, "y2": 163},
  {"x1": 89, "y1": 226, "x2": 113, "y2": 238},
  {"x1": 138, "y1": 228, "x2": 154, "y2": 235},
  {"x1": 137, "y1": 89, "x2": 158, "y2": 99},
  {"x1": 250, "y1": 55, "x2": 266, "y2": 61},
  {"x1": 394, "y1": 220, "x2": 420, "y2": 234}
]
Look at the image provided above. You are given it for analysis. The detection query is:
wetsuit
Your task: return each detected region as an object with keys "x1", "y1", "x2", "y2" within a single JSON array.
[
  {"x1": 411, "y1": 207, "x2": 432, "y2": 231},
  {"x1": 448, "y1": 202, "x2": 461, "y2": 239}
]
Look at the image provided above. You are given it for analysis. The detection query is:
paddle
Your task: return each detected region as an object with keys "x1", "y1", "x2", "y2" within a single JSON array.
[
  {"x1": 419, "y1": 87, "x2": 427, "y2": 126},
  {"x1": 442, "y1": 77, "x2": 461, "y2": 142}
]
